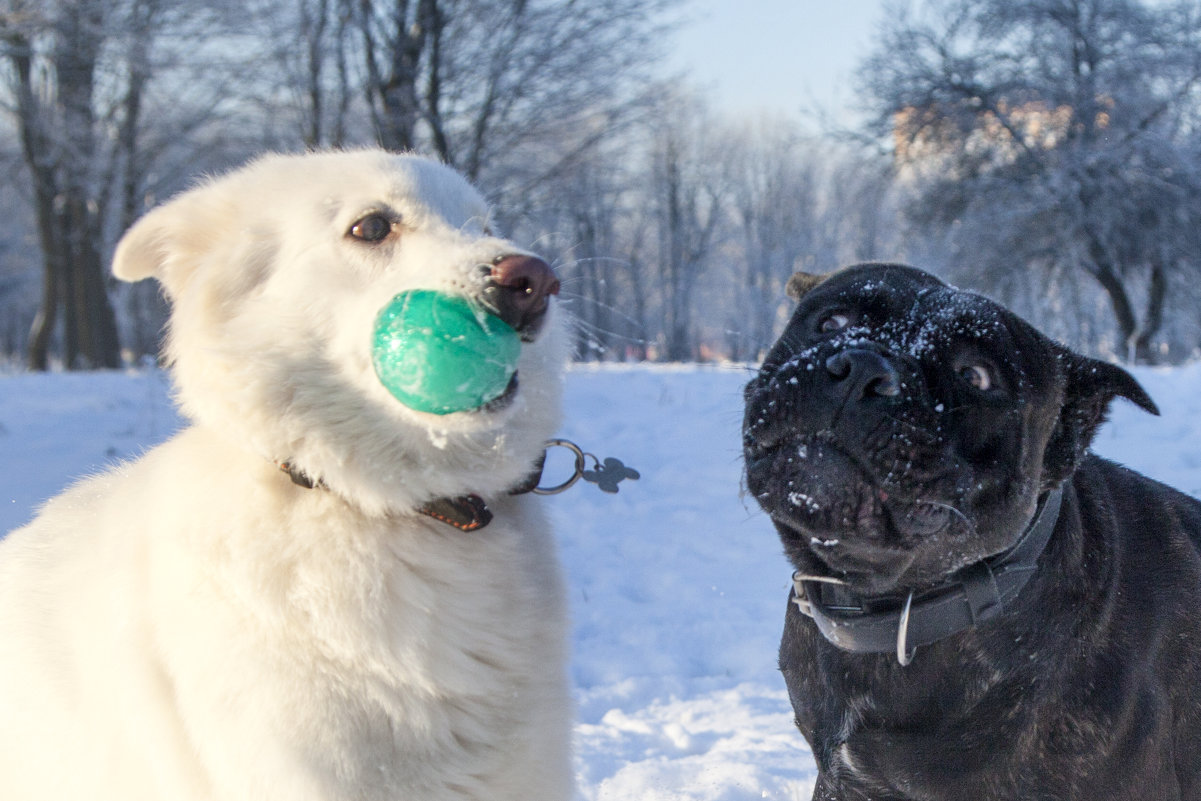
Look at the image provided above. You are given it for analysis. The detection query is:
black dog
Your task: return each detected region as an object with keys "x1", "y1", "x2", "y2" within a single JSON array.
[{"x1": 743, "y1": 263, "x2": 1201, "y2": 800}]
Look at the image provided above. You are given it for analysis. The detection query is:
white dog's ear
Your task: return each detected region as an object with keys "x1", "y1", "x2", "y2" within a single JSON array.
[
  {"x1": 112, "y1": 192, "x2": 211, "y2": 297},
  {"x1": 112, "y1": 201, "x2": 174, "y2": 284}
]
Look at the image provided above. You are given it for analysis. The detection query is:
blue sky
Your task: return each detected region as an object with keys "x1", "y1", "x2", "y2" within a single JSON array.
[{"x1": 668, "y1": 0, "x2": 889, "y2": 125}]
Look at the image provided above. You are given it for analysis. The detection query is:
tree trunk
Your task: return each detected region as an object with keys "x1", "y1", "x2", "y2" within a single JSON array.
[
  {"x1": 662, "y1": 143, "x2": 690, "y2": 361},
  {"x1": 300, "y1": 0, "x2": 330, "y2": 148},
  {"x1": 25, "y1": 167, "x2": 63, "y2": 371},
  {"x1": 67, "y1": 195, "x2": 121, "y2": 368},
  {"x1": 58, "y1": 2, "x2": 120, "y2": 369},
  {"x1": 1085, "y1": 237, "x2": 1140, "y2": 361},
  {"x1": 8, "y1": 2, "x2": 124, "y2": 370},
  {"x1": 422, "y1": 0, "x2": 451, "y2": 163},
  {"x1": 1132, "y1": 257, "x2": 1167, "y2": 364},
  {"x1": 360, "y1": 0, "x2": 435, "y2": 152},
  {"x1": 27, "y1": 260, "x2": 57, "y2": 372},
  {"x1": 6, "y1": 28, "x2": 56, "y2": 370}
]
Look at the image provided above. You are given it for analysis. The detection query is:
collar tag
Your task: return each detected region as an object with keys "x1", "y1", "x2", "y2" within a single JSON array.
[{"x1": 529, "y1": 438, "x2": 640, "y2": 496}]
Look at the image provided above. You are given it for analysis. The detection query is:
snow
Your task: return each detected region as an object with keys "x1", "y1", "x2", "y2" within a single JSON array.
[{"x1": 3, "y1": 361, "x2": 1201, "y2": 799}]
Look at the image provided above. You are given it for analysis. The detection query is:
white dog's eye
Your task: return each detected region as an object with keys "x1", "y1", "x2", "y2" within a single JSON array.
[
  {"x1": 349, "y1": 213, "x2": 394, "y2": 243},
  {"x1": 960, "y1": 364, "x2": 992, "y2": 391}
]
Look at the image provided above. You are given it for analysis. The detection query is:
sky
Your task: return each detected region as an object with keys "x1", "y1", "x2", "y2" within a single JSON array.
[{"x1": 668, "y1": 0, "x2": 890, "y2": 127}]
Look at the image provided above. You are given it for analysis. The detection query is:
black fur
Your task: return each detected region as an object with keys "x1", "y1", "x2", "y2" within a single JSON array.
[{"x1": 744, "y1": 263, "x2": 1201, "y2": 800}]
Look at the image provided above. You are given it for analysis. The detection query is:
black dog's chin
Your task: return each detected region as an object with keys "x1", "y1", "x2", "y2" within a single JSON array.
[
  {"x1": 775, "y1": 516, "x2": 918, "y2": 594},
  {"x1": 747, "y1": 435, "x2": 888, "y2": 539},
  {"x1": 748, "y1": 434, "x2": 959, "y2": 589},
  {"x1": 770, "y1": 505, "x2": 948, "y2": 596}
]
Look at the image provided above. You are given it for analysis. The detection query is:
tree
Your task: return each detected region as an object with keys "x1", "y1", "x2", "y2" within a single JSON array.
[
  {"x1": 722, "y1": 121, "x2": 825, "y2": 361},
  {"x1": 524, "y1": 141, "x2": 649, "y2": 361},
  {"x1": 858, "y1": 0, "x2": 1201, "y2": 362},
  {"x1": 0, "y1": 0, "x2": 300, "y2": 369},
  {"x1": 287, "y1": 0, "x2": 676, "y2": 186},
  {"x1": 513, "y1": 102, "x2": 902, "y2": 364},
  {"x1": 287, "y1": 0, "x2": 355, "y2": 149},
  {"x1": 2, "y1": 0, "x2": 123, "y2": 369},
  {"x1": 647, "y1": 91, "x2": 726, "y2": 361}
]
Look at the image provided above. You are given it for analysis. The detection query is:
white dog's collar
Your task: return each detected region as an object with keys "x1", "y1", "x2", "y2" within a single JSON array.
[{"x1": 276, "y1": 439, "x2": 639, "y2": 531}]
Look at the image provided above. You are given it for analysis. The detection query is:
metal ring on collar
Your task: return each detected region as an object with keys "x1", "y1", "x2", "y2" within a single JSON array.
[{"x1": 531, "y1": 438, "x2": 588, "y2": 495}]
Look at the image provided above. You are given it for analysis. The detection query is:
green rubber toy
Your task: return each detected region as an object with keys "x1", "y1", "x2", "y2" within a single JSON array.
[{"x1": 372, "y1": 290, "x2": 520, "y2": 415}]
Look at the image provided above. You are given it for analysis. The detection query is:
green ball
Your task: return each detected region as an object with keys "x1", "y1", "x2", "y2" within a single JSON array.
[{"x1": 372, "y1": 290, "x2": 520, "y2": 415}]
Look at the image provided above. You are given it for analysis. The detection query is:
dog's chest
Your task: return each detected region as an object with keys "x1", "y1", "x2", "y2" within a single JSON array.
[
  {"x1": 165, "y1": 497, "x2": 568, "y2": 795},
  {"x1": 786, "y1": 625, "x2": 1045, "y2": 795},
  {"x1": 796, "y1": 648, "x2": 1151, "y2": 801},
  {"x1": 270, "y1": 503, "x2": 564, "y2": 687}
]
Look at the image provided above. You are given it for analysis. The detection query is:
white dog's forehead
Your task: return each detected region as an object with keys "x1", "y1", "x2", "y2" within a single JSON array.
[{"x1": 247, "y1": 151, "x2": 491, "y2": 232}]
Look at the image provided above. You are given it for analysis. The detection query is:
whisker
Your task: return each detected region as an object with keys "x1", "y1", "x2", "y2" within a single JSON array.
[
  {"x1": 554, "y1": 255, "x2": 633, "y2": 272},
  {"x1": 557, "y1": 293, "x2": 648, "y2": 343},
  {"x1": 525, "y1": 231, "x2": 565, "y2": 252},
  {"x1": 565, "y1": 315, "x2": 651, "y2": 359},
  {"x1": 913, "y1": 499, "x2": 975, "y2": 533}
]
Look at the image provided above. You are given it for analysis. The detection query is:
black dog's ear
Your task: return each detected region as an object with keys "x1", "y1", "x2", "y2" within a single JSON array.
[
  {"x1": 1043, "y1": 353, "x2": 1159, "y2": 485},
  {"x1": 786, "y1": 271, "x2": 828, "y2": 300}
]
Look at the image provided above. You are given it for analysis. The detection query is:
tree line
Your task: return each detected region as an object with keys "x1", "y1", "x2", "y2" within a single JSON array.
[{"x1": 2, "y1": 0, "x2": 1200, "y2": 370}]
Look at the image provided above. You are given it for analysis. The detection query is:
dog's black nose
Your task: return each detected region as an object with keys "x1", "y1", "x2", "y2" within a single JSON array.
[
  {"x1": 825, "y1": 349, "x2": 903, "y2": 399},
  {"x1": 482, "y1": 254, "x2": 560, "y2": 337}
]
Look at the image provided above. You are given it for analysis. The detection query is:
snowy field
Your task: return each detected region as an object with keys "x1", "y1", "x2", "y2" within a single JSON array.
[{"x1": 3, "y1": 362, "x2": 1201, "y2": 799}]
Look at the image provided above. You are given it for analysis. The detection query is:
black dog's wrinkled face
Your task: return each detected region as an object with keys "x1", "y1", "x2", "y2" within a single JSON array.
[{"x1": 744, "y1": 263, "x2": 1156, "y2": 595}]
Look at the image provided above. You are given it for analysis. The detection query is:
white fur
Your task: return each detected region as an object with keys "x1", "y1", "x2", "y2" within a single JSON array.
[{"x1": 0, "y1": 151, "x2": 573, "y2": 800}]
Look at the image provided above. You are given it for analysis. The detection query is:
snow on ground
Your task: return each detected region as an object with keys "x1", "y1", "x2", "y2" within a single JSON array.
[{"x1": 3, "y1": 361, "x2": 1200, "y2": 799}]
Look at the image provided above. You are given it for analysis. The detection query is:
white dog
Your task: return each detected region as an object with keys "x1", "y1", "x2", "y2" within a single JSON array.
[{"x1": 0, "y1": 151, "x2": 573, "y2": 800}]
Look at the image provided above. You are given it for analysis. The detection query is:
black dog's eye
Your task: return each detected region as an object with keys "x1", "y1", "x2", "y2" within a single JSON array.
[
  {"x1": 960, "y1": 364, "x2": 992, "y2": 391},
  {"x1": 348, "y1": 213, "x2": 395, "y2": 243},
  {"x1": 818, "y1": 313, "x2": 851, "y2": 333}
]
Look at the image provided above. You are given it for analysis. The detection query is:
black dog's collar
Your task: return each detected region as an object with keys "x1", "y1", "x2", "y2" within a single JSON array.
[{"x1": 791, "y1": 487, "x2": 1064, "y2": 665}]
